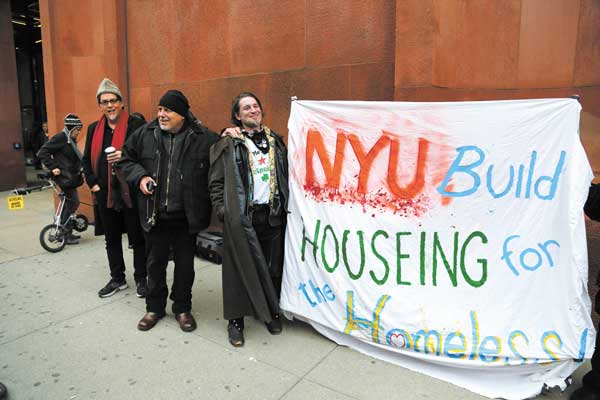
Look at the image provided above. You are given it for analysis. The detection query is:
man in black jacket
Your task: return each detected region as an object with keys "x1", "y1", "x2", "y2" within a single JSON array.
[
  {"x1": 121, "y1": 90, "x2": 219, "y2": 332},
  {"x1": 82, "y1": 78, "x2": 147, "y2": 299},
  {"x1": 209, "y1": 92, "x2": 289, "y2": 347},
  {"x1": 572, "y1": 183, "x2": 600, "y2": 400},
  {"x1": 37, "y1": 114, "x2": 84, "y2": 245}
]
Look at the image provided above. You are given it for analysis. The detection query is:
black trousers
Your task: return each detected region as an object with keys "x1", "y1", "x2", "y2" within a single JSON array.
[
  {"x1": 145, "y1": 218, "x2": 196, "y2": 314},
  {"x1": 59, "y1": 187, "x2": 79, "y2": 226},
  {"x1": 95, "y1": 190, "x2": 146, "y2": 283},
  {"x1": 251, "y1": 205, "x2": 284, "y2": 298}
]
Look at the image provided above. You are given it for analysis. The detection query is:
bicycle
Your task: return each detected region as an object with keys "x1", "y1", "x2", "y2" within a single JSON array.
[{"x1": 13, "y1": 172, "x2": 90, "y2": 253}]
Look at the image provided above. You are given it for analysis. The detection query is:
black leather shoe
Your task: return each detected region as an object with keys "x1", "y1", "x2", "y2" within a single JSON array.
[
  {"x1": 265, "y1": 314, "x2": 282, "y2": 335},
  {"x1": 175, "y1": 312, "x2": 197, "y2": 332},
  {"x1": 228, "y1": 319, "x2": 244, "y2": 347},
  {"x1": 137, "y1": 312, "x2": 164, "y2": 331},
  {"x1": 571, "y1": 387, "x2": 600, "y2": 400}
]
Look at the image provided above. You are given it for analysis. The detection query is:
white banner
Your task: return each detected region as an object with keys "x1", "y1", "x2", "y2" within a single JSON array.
[{"x1": 280, "y1": 98, "x2": 596, "y2": 399}]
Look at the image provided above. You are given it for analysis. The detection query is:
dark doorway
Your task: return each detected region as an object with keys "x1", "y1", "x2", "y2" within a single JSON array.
[{"x1": 11, "y1": 0, "x2": 46, "y2": 178}]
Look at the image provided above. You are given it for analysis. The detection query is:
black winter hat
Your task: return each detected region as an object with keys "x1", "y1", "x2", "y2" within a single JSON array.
[{"x1": 158, "y1": 90, "x2": 189, "y2": 118}]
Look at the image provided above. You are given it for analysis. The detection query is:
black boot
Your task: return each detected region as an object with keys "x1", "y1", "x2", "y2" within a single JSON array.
[{"x1": 227, "y1": 318, "x2": 244, "y2": 347}]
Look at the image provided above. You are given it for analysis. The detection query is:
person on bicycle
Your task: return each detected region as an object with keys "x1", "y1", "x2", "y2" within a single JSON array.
[{"x1": 37, "y1": 114, "x2": 84, "y2": 245}]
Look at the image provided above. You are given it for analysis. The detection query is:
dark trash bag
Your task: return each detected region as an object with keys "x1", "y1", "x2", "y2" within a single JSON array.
[{"x1": 196, "y1": 230, "x2": 223, "y2": 264}]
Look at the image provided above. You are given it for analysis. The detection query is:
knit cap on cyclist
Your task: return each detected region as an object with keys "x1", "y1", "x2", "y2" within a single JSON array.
[{"x1": 64, "y1": 114, "x2": 83, "y2": 134}]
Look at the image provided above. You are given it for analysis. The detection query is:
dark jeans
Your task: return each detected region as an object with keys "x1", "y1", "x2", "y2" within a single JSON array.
[
  {"x1": 95, "y1": 190, "x2": 146, "y2": 283},
  {"x1": 144, "y1": 217, "x2": 196, "y2": 314},
  {"x1": 59, "y1": 187, "x2": 79, "y2": 226}
]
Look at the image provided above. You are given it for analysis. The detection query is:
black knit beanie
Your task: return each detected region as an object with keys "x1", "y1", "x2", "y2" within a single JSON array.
[{"x1": 158, "y1": 90, "x2": 189, "y2": 118}]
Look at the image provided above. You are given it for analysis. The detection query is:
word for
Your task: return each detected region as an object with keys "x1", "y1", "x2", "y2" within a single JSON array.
[
  {"x1": 501, "y1": 235, "x2": 560, "y2": 276},
  {"x1": 298, "y1": 279, "x2": 335, "y2": 307},
  {"x1": 437, "y1": 146, "x2": 566, "y2": 200},
  {"x1": 343, "y1": 291, "x2": 589, "y2": 364},
  {"x1": 300, "y1": 218, "x2": 488, "y2": 288}
]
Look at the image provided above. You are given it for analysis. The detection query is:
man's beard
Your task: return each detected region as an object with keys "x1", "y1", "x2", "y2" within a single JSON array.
[{"x1": 243, "y1": 118, "x2": 261, "y2": 130}]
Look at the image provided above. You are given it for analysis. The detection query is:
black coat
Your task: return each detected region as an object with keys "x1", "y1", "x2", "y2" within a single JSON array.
[
  {"x1": 37, "y1": 130, "x2": 83, "y2": 189},
  {"x1": 209, "y1": 128, "x2": 288, "y2": 322},
  {"x1": 120, "y1": 119, "x2": 219, "y2": 233},
  {"x1": 82, "y1": 115, "x2": 146, "y2": 236}
]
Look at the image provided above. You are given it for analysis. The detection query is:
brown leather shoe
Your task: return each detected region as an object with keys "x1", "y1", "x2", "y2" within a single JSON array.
[
  {"x1": 175, "y1": 312, "x2": 197, "y2": 332},
  {"x1": 137, "y1": 312, "x2": 164, "y2": 331}
]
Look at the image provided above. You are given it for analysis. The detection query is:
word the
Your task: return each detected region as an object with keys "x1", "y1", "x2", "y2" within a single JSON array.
[
  {"x1": 437, "y1": 146, "x2": 566, "y2": 200},
  {"x1": 298, "y1": 279, "x2": 335, "y2": 307}
]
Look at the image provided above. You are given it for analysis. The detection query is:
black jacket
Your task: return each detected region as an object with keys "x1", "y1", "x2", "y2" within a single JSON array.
[
  {"x1": 37, "y1": 130, "x2": 83, "y2": 189},
  {"x1": 121, "y1": 119, "x2": 219, "y2": 233},
  {"x1": 82, "y1": 115, "x2": 145, "y2": 190},
  {"x1": 209, "y1": 129, "x2": 289, "y2": 225},
  {"x1": 82, "y1": 114, "x2": 146, "y2": 235}
]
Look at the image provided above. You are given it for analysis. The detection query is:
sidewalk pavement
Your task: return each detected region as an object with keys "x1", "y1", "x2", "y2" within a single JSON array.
[{"x1": 0, "y1": 187, "x2": 596, "y2": 400}]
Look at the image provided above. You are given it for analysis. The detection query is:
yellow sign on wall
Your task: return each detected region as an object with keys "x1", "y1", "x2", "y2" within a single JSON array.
[{"x1": 7, "y1": 195, "x2": 24, "y2": 210}]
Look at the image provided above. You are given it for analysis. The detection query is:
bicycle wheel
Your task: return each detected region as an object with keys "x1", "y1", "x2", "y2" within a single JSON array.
[
  {"x1": 73, "y1": 214, "x2": 89, "y2": 232},
  {"x1": 39, "y1": 224, "x2": 66, "y2": 253}
]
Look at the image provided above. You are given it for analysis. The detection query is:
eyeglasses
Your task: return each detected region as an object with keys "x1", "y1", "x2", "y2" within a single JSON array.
[{"x1": 99, "y1": 98, "x2": 120, "y2": 106}]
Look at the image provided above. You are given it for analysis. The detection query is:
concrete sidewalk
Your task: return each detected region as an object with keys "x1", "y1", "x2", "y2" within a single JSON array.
[{"x1": 0, "y1": 188, "x2": 595, "y2": 400}]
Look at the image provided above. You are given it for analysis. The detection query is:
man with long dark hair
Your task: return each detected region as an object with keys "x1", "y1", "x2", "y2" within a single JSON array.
[{"x1": 209, "y1": 92, "x2": 289, "y2": 347}]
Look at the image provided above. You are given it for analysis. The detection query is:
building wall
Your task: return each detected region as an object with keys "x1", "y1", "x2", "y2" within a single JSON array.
[
  {"x1": 36, "y1": 0, "x2": 600, "y2": 204},
  {"x1": 394, "y1": 0, "x2": 600, "y2": 114},
  {"x1": 126, "y1": 0, "x2": 396, "y2": 135},
  {"x1": 0, "y1": 1, "x2": 26, "y2": 191}
]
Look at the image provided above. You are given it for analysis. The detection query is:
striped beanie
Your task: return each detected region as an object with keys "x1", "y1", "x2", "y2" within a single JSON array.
[{"x1": 64, "y1": 114, "x2": 83, "y2": 130}]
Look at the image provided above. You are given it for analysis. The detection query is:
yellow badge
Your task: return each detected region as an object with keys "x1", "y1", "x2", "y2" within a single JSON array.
[{"x1": 7, "y1": 195, "x2": 24, "y2": 210}]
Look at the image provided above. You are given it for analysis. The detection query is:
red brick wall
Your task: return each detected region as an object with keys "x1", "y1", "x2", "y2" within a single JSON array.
[
  {"x1": 126, "y1": 0, "x2": 396, "y2": 136},
  {"x1": 394, "y1": 0, "x2": 600, "y2": 116}
]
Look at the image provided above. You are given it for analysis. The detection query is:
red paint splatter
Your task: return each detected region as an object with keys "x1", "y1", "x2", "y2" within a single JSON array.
[{"x1": 303, "y1": 183, "x2": 431, "y2": 218}]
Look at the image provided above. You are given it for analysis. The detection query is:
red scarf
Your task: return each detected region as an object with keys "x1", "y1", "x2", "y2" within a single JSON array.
[{"x1": 90, "y1": 111, "x2": 129, "y2": 208}]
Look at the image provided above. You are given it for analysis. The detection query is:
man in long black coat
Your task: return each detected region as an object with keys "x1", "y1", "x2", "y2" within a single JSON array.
[{"x1": 209, "y1": 92, "x2": 289, "y2": 347}]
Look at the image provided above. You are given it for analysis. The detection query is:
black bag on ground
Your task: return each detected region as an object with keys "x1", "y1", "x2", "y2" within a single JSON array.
[{"x1": 196, "y1": 230, "x2": 223, "y2": 264}]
